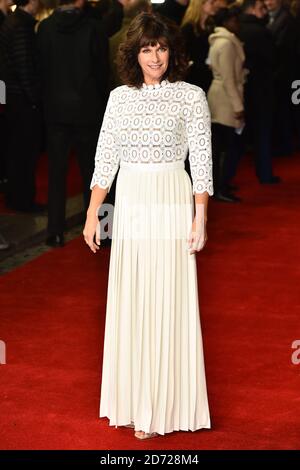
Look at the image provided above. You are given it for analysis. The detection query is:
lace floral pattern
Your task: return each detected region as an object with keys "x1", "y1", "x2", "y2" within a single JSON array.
[{"x1": 90, "y1": 80, "x2": 214, "y2": 195}]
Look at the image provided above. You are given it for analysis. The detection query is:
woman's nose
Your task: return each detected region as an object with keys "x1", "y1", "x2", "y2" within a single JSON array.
[{"x1": 151, "y1": 51, "x2": 160, "y2": 62}]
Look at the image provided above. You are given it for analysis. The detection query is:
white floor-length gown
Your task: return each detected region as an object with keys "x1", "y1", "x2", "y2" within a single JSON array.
[{"x1": 90, "y1": 79, "x2": 214, "y2": 436}]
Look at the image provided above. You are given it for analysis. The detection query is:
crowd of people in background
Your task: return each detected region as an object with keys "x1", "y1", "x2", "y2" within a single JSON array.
[{"x1": 0, "y1": 0, "x2": 300, "y2": 248}]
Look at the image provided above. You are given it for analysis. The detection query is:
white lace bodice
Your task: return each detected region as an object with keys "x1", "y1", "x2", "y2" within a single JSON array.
[{"x1": 90, "y1": 79, "x2": 214, "y2": 195}]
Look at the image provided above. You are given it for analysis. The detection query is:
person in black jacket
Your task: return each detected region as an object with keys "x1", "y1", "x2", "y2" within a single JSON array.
[
  {"x1": 0, "y1": 0, "x2": 12, "y2": 188},
  {"x1": 83, "y1": 0, "x2": 125, "y2": 37},
  {"x1": 292, "y1": 0, "x2": 300, "y2": 148},
  {"x1": 265, "y1": 0, "x2": 298, "y2": 156},
  {"x1": 154, "y1": 0, "x2": 188, "y2": 25},
  {"x1": 37, "y1": 0, "x2": 109, "y2": 247},
  {"x1": 237, "y1": 0, "x2": 280, "y2": 184},
  {"x1": 0, "y1": 0, "x2": 44, "y2": 212}
]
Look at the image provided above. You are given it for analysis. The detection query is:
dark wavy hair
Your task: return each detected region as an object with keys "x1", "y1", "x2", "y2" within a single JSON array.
[
  {"x1": 214, "y1": 6, "x2": 242, "y2": 27},
  {"x1": 117, "y1": 12, "x2": 189, "y2": 89}
]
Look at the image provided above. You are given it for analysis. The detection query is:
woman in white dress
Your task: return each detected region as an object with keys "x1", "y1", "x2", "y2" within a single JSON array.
[{"x1": 83, "y1": 12, "x2": 214, "y2": 440}]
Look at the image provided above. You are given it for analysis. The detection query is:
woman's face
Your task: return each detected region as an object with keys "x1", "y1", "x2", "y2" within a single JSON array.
[
  {"x1": 137, "y1": 41, "x2": 169, "y2": 85},
  {"x1": 202, "y1": 0, "x2": 219, "y2": 17}
]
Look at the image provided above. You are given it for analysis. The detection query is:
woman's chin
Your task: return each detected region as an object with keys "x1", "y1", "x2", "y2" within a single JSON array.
[{"x1": 146, "y1": 72, "x2": 165, "y2": 83}]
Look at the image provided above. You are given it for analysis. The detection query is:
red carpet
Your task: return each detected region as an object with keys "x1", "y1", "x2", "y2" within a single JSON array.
[{"x1": 0, "y1": 154, "x2": 300, "y2": 449}]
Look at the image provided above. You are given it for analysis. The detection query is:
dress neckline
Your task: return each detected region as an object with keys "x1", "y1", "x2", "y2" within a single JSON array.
[{"x1": 142, "y1": 79, "x2": 169, "y2": 90}]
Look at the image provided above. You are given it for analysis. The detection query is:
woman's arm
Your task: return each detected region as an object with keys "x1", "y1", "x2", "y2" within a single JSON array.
[
  {"x1": 195, "y1": 192, "x2": 209, "y2": 222},
  {"x1": 187, "y1": 192, "x2": 209, "y2": 255},
  {"x1": 186, "y1": 88, "x2": 213, "y2": 254},
  {"x1": 83, "y1": 90, "x2": 120, "y2": 253}
]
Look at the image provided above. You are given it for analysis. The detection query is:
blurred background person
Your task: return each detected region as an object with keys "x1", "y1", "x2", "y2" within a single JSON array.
[
  {"x1": 154, "y1": 0, "x2": 189, "y2": 25},
  {"x1": 37, "y1": 0, "x2": 109, "y2": 247},
  {"x1": 265, "y1": 0, "x2": 298, "y2": 157},
  {"x1": 83, "y1": 0, "x2": 127, "y2": 37},
  {"x1": 207, "y1": 5, "x2": 246, "y2": 202},
  {"x1": 291, "y1": 0, "x2": 300, "y2": 148},
  {"x1": 0, "y1": 0, "x2": 13, "y2": 191},
  {"x1": 0, "y1": 0, "x2": 44, "y2": 212},
  {"x1": 231, "y1": 0, "x2": 281, "y2": 184},
  {"x1": 181, "y1": 0, "x2": 219, "y2": 93}
]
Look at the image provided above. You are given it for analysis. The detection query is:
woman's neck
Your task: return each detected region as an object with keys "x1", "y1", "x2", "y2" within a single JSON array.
[{"x1": 143, "y1": 78, "x2": 162, "y2": 85}]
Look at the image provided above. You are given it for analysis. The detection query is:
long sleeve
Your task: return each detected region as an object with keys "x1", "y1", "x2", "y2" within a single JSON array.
[
  {"x1": 90, "y1": 90, "x2": 120, "y2": 193},
  {"x1": 186, "y1": 88, "x2": 214, "y2": 195}
]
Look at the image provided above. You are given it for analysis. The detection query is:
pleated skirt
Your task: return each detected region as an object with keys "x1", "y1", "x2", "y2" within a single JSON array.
[{"x1": 99, "y1": 160, "x2": 211, "y2": 435}]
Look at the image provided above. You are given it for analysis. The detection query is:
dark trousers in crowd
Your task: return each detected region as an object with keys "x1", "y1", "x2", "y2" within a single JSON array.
[
  {"x1": 211, "y1": 123, "x2": 236, "y2": 193},
  {"x1": 4, "y1": 94, "x2": 42, "y2": 210},
  {"x1": 272, "y1": 81, "x2": 293, "y2": 157},
  {"x1": 224, "y1": 93, "x2": 275, "y2": 184},
  {"x1": 249, "y1": 108, "x2": 274, "y2": 182},
  {"x1": 46, "y1": 124, "x2": 100, "y2": 236},
  {"x1": 223, "y1": 132, "x2": 243, "y2": 184},
  {"x1": 292, "y1": 95, "x2": 300, "y2": 151}
]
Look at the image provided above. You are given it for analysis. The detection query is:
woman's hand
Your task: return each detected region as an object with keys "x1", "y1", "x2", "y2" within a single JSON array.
[
  {"x1": 83, "y1": 210, "x2": 101, "y2": 253},
  {"x1": 187, "y1": 215, "x2": 208, "y2": 254}
]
